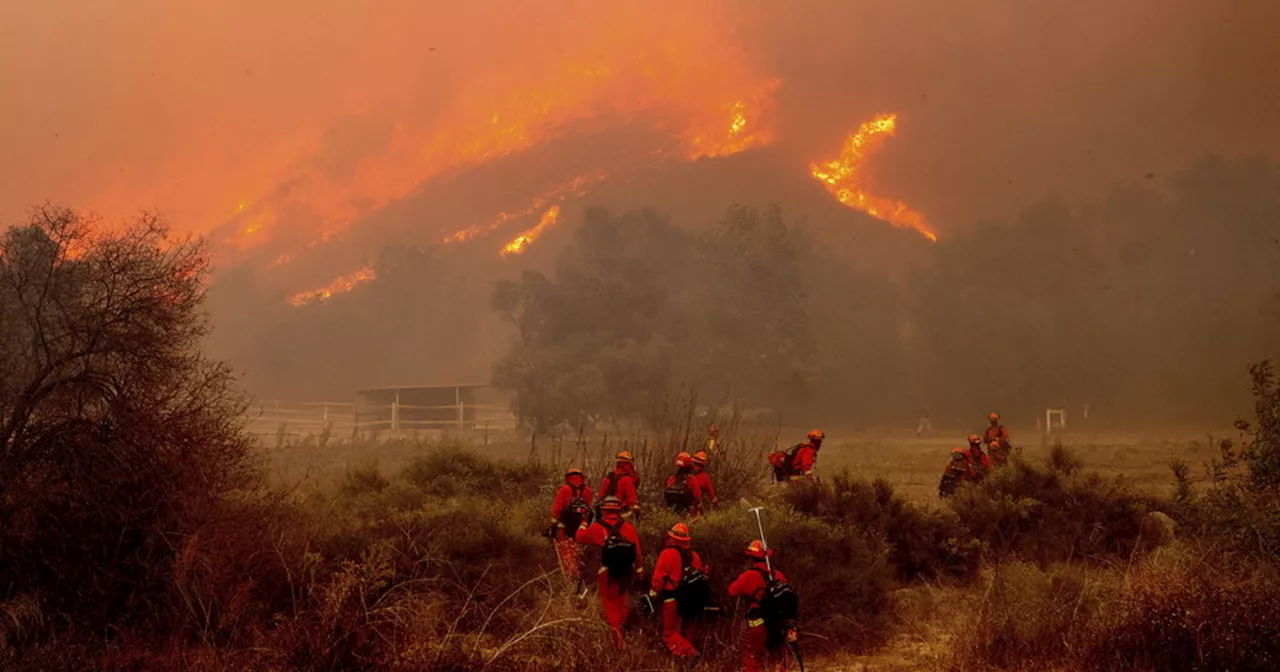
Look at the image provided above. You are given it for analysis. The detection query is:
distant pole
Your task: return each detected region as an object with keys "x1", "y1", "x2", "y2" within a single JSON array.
[
  {"x1": 456, "y1": 386, "x2": 463, "y2": 431},
  {"x1": 392, "y1": 389, "x2": 400, "y2": 433}
]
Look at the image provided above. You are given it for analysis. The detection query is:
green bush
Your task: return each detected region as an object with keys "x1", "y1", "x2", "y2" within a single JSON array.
[
  {"x1": 783, "y1": 473, "x2": 983, "y2": 580},
  {"x1": 950, "y1": 449, "x2": 1163, "y2": 564},
  {"x1": 401, "y1": 443, "x2": 549, "y2": 499}
]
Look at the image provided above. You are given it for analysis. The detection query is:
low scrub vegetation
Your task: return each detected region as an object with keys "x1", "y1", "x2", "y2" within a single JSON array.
[
  {"x1": 1, "y1": 210, "x2": 1275, "y2": 668},
  {"x1": 949, "y1": 443, "x2": 1168, "y2": 565}
]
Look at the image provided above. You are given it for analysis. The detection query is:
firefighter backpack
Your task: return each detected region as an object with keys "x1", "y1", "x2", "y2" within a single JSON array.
[
  {"x1": 674, "y1": 547, "x2": 713, "y2": 620},
  {"x1": 600, "y1": 521, "x2": 637, "y2": 577},
  {"x1": 560, "y1": 486, "x2": 591, "y2": 530},
  {"x1": 768, "y1": 444, "x2": 804, "y2": 482},
  {"x1": 664, "y1": 473, "x2": 696, "y2": 511},
  {"x1": 595, "y1": 473, "x2": 628, "y2": 517},
  {"x1": 755, "y1": 567, "x2": 800, "y2": 634}
]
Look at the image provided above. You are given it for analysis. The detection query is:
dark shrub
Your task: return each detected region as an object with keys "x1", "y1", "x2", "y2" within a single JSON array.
[
  {"x1": 401, "y1": 443, "x2": 548, "y2": 499},
  {"x1": 951, "y1": 449, "x2": 1162, "y2": 564},
  {"x1": 1085, "y1": 560, "x2": 1280, "y2": 672},
  {"x1": 783, "y1": 473, "x2": 982, "y2": 580}
]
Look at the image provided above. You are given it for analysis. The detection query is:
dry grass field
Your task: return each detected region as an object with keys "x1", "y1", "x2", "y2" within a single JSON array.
[
  {"x1": 248, "y1": 423, "x2": 1237, "y2": 671},
  {"x1": 259, "y1": 423, "x2": 1228, "y2": 504}
]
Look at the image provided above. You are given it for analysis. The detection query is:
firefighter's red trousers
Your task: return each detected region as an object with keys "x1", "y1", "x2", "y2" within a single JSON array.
[
  {"x1": 553, "y1": 534, "x2": 581, "y2": 579},
  {"x1": 743, "y1": 622, "x2": 791, "y2": 672},
  {"x1": 597, "y1": 570, "x2": 630, "y2": 648},
  {"x1": 660, "y1": 599, "x2": 699, "y2": 658}
]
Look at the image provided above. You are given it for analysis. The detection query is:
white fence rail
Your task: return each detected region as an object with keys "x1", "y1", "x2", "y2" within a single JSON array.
[{"x1": 246, "y1": 400, "x2": 518, "y2": 444}]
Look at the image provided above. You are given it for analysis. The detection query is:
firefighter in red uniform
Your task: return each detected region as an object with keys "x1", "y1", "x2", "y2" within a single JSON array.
[
  {"x1": 550, "y1": 467, "x2": 593, "y2": 579},
  {"x1": 939, "y1": 447, "x2": 971, "y2": 497},
  {"x1": 983, "y1": 412, "x2": 1011, "y2": 448},
  {"x1": 987, "y1": 438, "x2": 1009, "y2": 467},
  {"x1": 600, "y1": 450, "x2": 640, "y2": 518},
  {"x1": 664, "y1": 452, "x2": 705, "y2": 515},
  {"x1": 650, "y1": 522, "x2": 707, "y2": 658},
  {"x1": 791, "y1": 430, "x2": 824, "y2": 480},
  {"x1": 575, "y1": 496, "x2": 643, "y2": 648},
  {"x1": 728, "y1": 540, "x2": 793, "y2": 672},
  {"x1": 690, "y1": 451, "x2": 719, "y2": 510},
  {"x1": 963, "y1": 434, "x2": 995, "y2": 483}
]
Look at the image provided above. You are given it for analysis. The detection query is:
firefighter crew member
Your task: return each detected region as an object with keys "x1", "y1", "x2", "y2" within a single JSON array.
[
  {"x1": 690, "y1": 451, "x2": 719, "y2": 509},
  {"x1": 550, "y1": 467, "x2": 593, "y2": 579},
  {"x1": 650, "y1": 522, "x2": 707, "y2": 658},
  {"x1": 791, "y1": 430, "x2": 825, "y2": 480},
  {"x1": 938, "y1": 447, "x2": 971, "y2": 497},
  {"x1": 963, "y1": 434, "x2": 995, "y2": 483},
  {"x1": 983, "y1": 412, "x2": 1011, "y2": 448},
  {"x1": 728, "y1": 540, "x2": 794, "y2": 672},
  {"x1": 575, "y1": 496, "x2": 643, "y2": 648},
  {"x1": 664, "y1": 452, "x2": 705, "y2": 515},
  {"x1": 988, "y1": 437, "x2": 1009, "y2": 467},
  {"x1": 600, "y1": 450, "x2": 640, "y2": 518}
]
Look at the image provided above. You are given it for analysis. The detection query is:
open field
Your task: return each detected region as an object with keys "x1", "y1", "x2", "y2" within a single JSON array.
[{"x1": 259, "y1": 425, "x2": 1228, "y2": 503}]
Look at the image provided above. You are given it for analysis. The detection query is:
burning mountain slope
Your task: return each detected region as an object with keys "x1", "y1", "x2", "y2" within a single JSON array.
[{"x1": 265, "y1": 128, "x2": 937, "y2": 308}]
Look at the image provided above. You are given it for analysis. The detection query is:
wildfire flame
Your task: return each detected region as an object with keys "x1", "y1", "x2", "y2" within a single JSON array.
[
  {"x1": 810, "y1": 114, "x2": 937, "y2": 242},
  {"x1": 500, "y1": 206, "x2": 562, "y2": 257},
  {"x1": 288, "y1": 265, "x2": 377, "y2": 307},
  {"x1": 203, "y1": 5, "x2": 778, "y2": 258},
  {"x1": 442, "y1": 172, "x2": 605, "y2": 245}
]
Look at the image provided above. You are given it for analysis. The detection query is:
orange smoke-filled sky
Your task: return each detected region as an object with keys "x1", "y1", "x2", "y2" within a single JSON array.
[{"x1": 2, "y1": 0, "x2": 1278, "y2": 243}]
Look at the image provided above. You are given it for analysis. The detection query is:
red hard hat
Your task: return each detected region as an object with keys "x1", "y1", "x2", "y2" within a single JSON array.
[
  {"x1": 692, "y1": 451, "x2": 709, "y2": 466},
  {"x1": 988, "y1": 412, "x2": 1001, "y2": 422},
  {"x1": 668, "y1": 522, "x2": 691, "y2": 541},
  {"x1": 674, "y1": 451, "x2": 692, "y2": 468},
  {"x1": 746, "y1": 539, "x2": 773, "y2": 559},
  {"x1": 807, "y1": 429, "x2": 825, "y2": 441},
  {"x1": 615, "y1": 451, "x2": 633, "y2": 463},
  {"x1": 566, "y1": 467, "x2": 584, "y2": 479}
]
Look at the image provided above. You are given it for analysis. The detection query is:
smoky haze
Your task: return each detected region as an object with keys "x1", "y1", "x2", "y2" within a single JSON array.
[{"x1": 3, "y1": 0, "x2": 1279, "y2": 425}]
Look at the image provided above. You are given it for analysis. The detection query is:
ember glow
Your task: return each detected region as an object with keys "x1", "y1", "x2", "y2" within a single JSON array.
[
  {"x1": 288, "y1": 265, "x2": 377, "y2": 307},
  {"x1": 501, "y1": 206, "x2": 562, "y2": 257},
  {"x1": 810, "y1": 114, "x2": 937, "y2": 242}
]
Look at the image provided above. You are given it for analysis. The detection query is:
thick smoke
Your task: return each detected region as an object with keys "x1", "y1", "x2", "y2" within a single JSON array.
[{"x1": 3, "y1": 0, "x2": 1278, "y2": 418}]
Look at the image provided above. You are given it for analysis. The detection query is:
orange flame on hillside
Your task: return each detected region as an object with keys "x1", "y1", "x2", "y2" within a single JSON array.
[
  {"x1": 202, "y1": 4, "x2": 777, "y2": 258},
  {"x1": 810, "y1": 114, "x2": 937, "y2": 242},
  {"x1": 288, "y1": 265, "x2": 377, "y2": 307},
  {"x1": 442, "y1": 171, "x2": 606, "y2": 245},
  {"x1": 501, "y1": 206, "x2": 562, "y2": 257}
]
